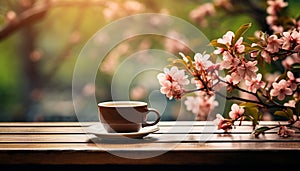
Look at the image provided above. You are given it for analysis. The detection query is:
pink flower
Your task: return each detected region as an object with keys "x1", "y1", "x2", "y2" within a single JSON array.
[
  {"x1": 266, "y1": 15, "x2": 278, "y2": 25},
  {"x1": 214, "y1": 0, "x2": 233, "y2": 11},
  {"x1": 230, "y1": 72, "x2": 243, "y2": 85},
  {"x1": 287, "y1": 71, "x2": 298, "y2": 91},
  {"x1": 271, "y1": 25, "x2": 284, "y2": 34},
  {"x1": 277, "y1": 126, "x2": 295, "y2": 137},
  {"x1": 245, "y1": 73, "x2": 266, "y2": 93},
  {"x1": 220, "y1": 51, "x2": 240, "y2": 69},
  {"x1": 265, "y1": 35, "x2": 283, "y2": 53},
  {"x1": 217, "y1": 31, "x2": 234, "y2": 46},
  {"x1": 261, "y1": 50, "x2": 272, "y2": 63},
  {"x1": 159, "y1": 80, "x2": 184, "y2": 100},
  {"x1": 164, "y1": 31, "x2": 189, "y2": 54},
  {"x1": 281, "y1": 30, "x2": 300, "y2": 50},
  {"x1": 157, "y1": 66, "x2": 189, "y2": 86},
  {"x1": 213, "y1": 114, "x2": 233, "y2": 131},
  {"x1": 189, "y1": 3, "x2": 215, "y2": 27},
  {"x1": 184, "y1": 96, "x2": 201, "y2": 116},
  {"x1": 184, "y1": 95, "x2": 219, "y2": 120},
  {"x1": 225, "y1": 74, "x2": 239, "y2": 86},
  {"x1": 194, "y1": 53, "x2": 213, "y2": 70},
  {"x1": 228, "y1": 104, "x2": 244, "y2": 120},
  {"x1": 213, "y1": 47, "x2": 225, "y2": 54},
  {"x1": 270, "y1": 79, "x2": 293, "y2": 100},
  {"x1": 282, "y1": 54, "x2": 300, "y2": 69},
  {"x1": 157, "y1": 66, "x2": 190, "y2": 100},
  {"x1": 267, "y1": 0, "x2": 288, "y2": 15},
  {"x1": 234, "y1": 37, "x2": 245, "y2": 53},
  {"x1": 284, "y1": 100, "x2": 296, "y2": 108},
  {"x1": 237, "y1": 60, "x2": 258, "y2": 81}
]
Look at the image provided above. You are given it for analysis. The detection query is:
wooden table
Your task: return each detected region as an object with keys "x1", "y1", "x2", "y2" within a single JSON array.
[{"x1": 0, "y1": 121, "x2": 299, "y2": 170}]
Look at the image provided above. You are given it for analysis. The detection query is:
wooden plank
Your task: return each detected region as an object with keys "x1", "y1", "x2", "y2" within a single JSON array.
[
  {"x1": 155, "y1": 125, "x2": 298, "y2": 134},
  {"x1": 156, "y1": 120, "x2": 290, "y2": 126},
  {"x1": 1, "y1": 124, "x2": 296, "y2": 134},
  {"x1": 0, "y1": 133, "x2": 299, "y2": 143},
  {"x1": 0, "y1": 121, "x2": 290, "y2": 127},
  {"x1": 0, "y1": 127, "x2": 86, "y2": 134},
  {"x1": 0, "y1": 147, "x2": 299, "y2": 165},
  {"x1": 0, "y1": 122, "x2": 92, "y2": 127},
  {"x1": 0, "y1": 121, "x2": 299, "y2": 166},
  {"x1": 1, "y1": 142, "x2": 300, "y2": 150}
]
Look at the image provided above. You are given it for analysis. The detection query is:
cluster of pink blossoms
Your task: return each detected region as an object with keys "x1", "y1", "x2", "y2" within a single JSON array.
[
  {"x1": 157, "y1": 66, "x2": 189, "y2": 100},
  {"x1": 157, "y1": 0, "x2": 300, "y2": 137},
  {"x1": 157, "y1": 50, "x2": 223, "y2": 120},
  {"x1": 211, "y1": 24, "x2": 300, "y2": 137}
]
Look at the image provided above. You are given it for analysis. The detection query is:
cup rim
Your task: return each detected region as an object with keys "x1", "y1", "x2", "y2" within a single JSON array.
[{"x1": 98, "y1": 101, "x2": 147, "y2": 107}]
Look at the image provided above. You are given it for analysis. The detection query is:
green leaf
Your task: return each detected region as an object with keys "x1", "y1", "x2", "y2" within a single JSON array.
[
  {"x1": 242, "y1": 106, "x2": 260, "y2": 126},
  {"x1": 239, "y1": 102, "x2": 259, "y2": 108},
  {"x1": 254, "y1": 126, "x2": 271, "y2": 132},
  {"x1": 274, "y1": 111, "x2": 289, "y2": 118},
  {"x1": 274, "y1": 109, "x2": 293, "y2": 119},
  {"x1": 233, "y1": 23, "x2": 252, "y2": 45},
  {"x1": 286, "y1": 108, "x2": 294, "y2": 117},
  {"x1": 252, "y1": 126, "x2": 271, "y2": 137},
  {"x1": 291, "y1": 63, "x2": 300, "y2": 72},
  {"x1": 209, "y1": 39, "x2": 228, "y2": 49},
  {"x1": 247, "y1": 36, "x2": 260, "y2": 43}
]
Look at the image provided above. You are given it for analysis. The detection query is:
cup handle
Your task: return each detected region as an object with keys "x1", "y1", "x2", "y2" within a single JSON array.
[{"x1": 142, "y1": 108, "x2": 161, "y2": 127}]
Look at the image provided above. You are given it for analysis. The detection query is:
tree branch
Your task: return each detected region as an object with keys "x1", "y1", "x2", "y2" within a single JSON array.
[
  {"x1": 0, "y1": 2, "x2": 49, "y2": 40},
  {"x1": 0, "y1": 0, "x2": 106, "y2": 41}
]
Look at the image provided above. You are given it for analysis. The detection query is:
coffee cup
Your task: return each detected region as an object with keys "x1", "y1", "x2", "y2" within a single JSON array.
[{"x1": 98, "y1": 101, "x2": 161, "y2": 133}]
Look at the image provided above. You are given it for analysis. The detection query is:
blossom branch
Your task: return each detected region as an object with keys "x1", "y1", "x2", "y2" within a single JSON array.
[{"x1": 158, "y1": 0, "x2": 299, "y2": 137}]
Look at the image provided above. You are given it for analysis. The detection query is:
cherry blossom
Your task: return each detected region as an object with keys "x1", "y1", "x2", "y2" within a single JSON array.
[
  {"x1": 220, "y1": 51, "x2": 240, "y2": 69},
  {"x1": 213, "y1": 114, "x2": 233, "y2": 131},
  {"x1": 236, "y1": 60, "x2": 258, "y2": 81},
  {"x1": 230, "y1": 72, "x2": 242, "y2": 85},
  {"x1": 265, "y1": 35, "x2": 283, "y2": 53},
  {"x1": 261, "y1": 50, "x2": 272, "y2": 63},
  {"x1": 281, "y1": 30, "x2": 300, "y2": 50},
  {"x1": 266, "y1": 15, "x2": 277, "y2": 26},
  {"x1": 157, "y1": 66, "x2": 190, "y2": 86},
  {"x1": 217, "y1": 31, "x2": 234, "y2": 46},
  {"x1": 266, "y1": 0, "x2": 288, "y2": 15},
  {"x1": 194, "y1": 53, "x2": 214, "y2": 70},
  {"x1": 266, "y1": 0, "x2": 288, "y2": 33},
  {"x1": 228, "y1": 104, "x2": 244, "y2": 120},
  {"x1": 284, "y1": 100, "x2": 296, "y2": 108},
  {"x1": 189, "y1": 3, "x2": 216, "y2": 27},
  {"x1": 213, "y1": 47, "x2": 225, "y2": 55},
  {"x1": 282, "y1": 54, "x2": 300, "y2": 68},
  {"x1": 214, "y1": 0, "x2": 233, "y2": 11},
  {"x1": 157, "y1": 66, "x2": 189, "y2": 100},
  {"x1": 215, "y1": 31, "x2": 245, "y2": 54},
  {"x1": 245, "y1": 73, "x2": 266, "y2": 93},
  {"x1": 234, "y1": 37, "x2": 245, "y2": 53},
  {"x1": 225, "y1": 75, "x2": 238, "y2": 86},
  {"x1": 270, "y1": 79, "x2": 293, "y2": 100},
  {"x1": 185, "y1": 95, "x2": 219, "y2": 120},
  {"x1": 184, "y1": 96, "x2": 201, "y2": 115},
  {"x1": 158, "y1": 0, "x2": 299, "y2": 138},
  {"x1": 277, "y1": 126, "x2": 295, "y2": 137},
  {"x1": 287, "y1": 71, "x2": 298, "y2": 91}
]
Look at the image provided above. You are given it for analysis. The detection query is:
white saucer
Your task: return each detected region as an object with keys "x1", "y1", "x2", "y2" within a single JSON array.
[{"x1": 86, "y1": 124, "x2": 159, "y2": 139}]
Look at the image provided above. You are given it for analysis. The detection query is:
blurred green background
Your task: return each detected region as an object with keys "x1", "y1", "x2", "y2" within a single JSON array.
[{"x1": 0, "y1": 0, "x2": 299, "y2": 121}]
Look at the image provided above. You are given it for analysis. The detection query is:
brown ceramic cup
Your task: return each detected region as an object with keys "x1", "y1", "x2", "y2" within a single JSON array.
[{"x1": 98, "y1": 101, "x2": 161, "y2": 133}]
